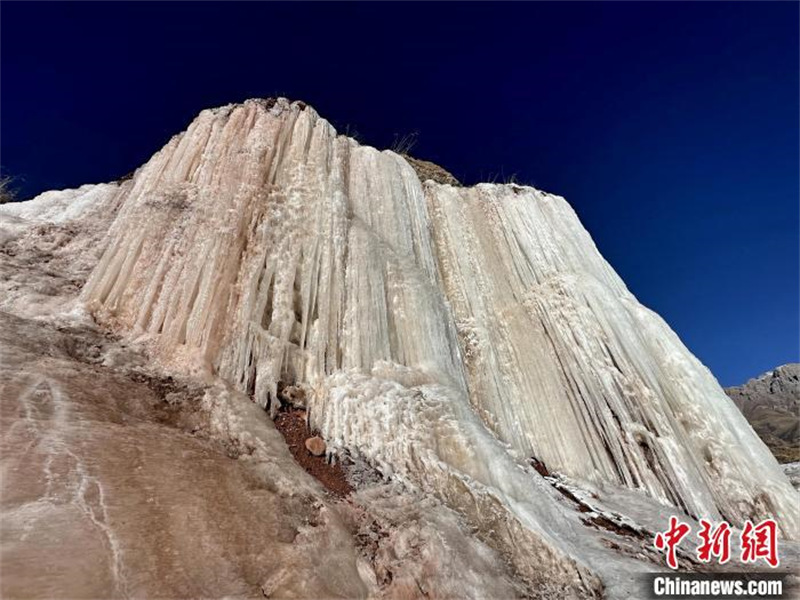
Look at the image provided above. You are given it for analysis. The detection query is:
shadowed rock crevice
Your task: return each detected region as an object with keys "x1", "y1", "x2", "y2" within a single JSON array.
[{"x1": 273, "y1": 405, "x2": 353, "y2": 497}]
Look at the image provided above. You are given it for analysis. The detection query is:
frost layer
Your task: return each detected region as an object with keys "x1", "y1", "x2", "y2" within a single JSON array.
[
  {"x1": 0, "y1": 183, "x2": 120, "y2": 224},
  {"x1": 78, "y1": 97, "x2": 798, "y2": 556}
]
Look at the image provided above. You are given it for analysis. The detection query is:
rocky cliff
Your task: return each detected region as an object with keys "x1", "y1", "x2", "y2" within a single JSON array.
[
  {"x1": 726, "y1": 363, "x2": 800, "y2": 463},
  {"x1": 2, "y1": 98, "x2": 798, "y2": 598}
]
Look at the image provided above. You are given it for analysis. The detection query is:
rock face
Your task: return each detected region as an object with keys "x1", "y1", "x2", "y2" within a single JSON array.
[
  {"x1": 2, "y1": 98, "x2": 799, "y2": 598},
  {"x1": 726, "y1": 364, "x2": 800, "y2": 463},
  {"x1": 0, "y1": 312, "x2": 370, "y2": 599},
  {"x1": 401, "y1": 153, "x2": 461, "y2": 186}
]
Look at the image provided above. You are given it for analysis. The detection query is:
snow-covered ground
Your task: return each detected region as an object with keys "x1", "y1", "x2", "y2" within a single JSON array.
[
  {"x1": 0, "y1": 183, "x2": 120, "y2": 224},
  {"x1": 784, "y1": 462, "x2": 800, "y2": 490}
]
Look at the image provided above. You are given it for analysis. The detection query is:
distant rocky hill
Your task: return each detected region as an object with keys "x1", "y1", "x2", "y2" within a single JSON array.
[{"x1": 726, "y1": 363, "x2": 800, "y2": 463}]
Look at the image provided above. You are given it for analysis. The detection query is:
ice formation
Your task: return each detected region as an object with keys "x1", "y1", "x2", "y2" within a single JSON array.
[
  {"x1": 10, "y1": 97, "x2": 795, "y2": 594},
  {"x1": 0, "y1": 183, "x2": 120, "y2": 224}
]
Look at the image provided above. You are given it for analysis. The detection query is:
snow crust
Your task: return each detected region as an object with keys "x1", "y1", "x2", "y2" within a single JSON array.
[
  {"x1": 66, "y1": 98, "x2": 798, "y2": 587},
  {"x1": 784, "y1": 462, "x2": 800, "y2": 490},
  {"x1": 0, "y1": 183, "x2": 120, "y2": 224}
]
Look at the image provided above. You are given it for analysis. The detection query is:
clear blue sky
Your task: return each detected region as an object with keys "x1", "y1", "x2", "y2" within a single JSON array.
[{"x1": 2, "y1": 2, "x2": 797, "y2": 386}]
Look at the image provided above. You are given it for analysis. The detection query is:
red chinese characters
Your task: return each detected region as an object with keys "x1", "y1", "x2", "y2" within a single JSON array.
[
  {"x1": 697, "y1": 519, "x2": 731, "y2": 564},
  {"x1": 740, "y1": 519, "x2": 779, "y2": 568},
  {"x1": 654, "y1": 516, "x2": 691, "y2": 569},
  {"x1": 654, "y1": 517, "x2": 780, "y2": 569}
]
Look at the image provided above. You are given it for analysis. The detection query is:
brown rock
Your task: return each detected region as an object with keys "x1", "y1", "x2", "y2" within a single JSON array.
[
  {"x1": 305, "y1": 436, "x2": 326, "y2": 456},
  {"x1": 401, "y1": 154, "x2": 461, "y2": 186},
  {"x1": 529, "y1": 456, "x2": 549, "y2": 477}
]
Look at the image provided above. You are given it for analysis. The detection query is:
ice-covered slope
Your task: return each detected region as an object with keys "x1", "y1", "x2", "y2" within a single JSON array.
[
  {"x1": 74, "y1": 97, "x2": 797, "y2": 571},
  {"x1": 0, "y1": 183, "x2": 120, "y2": 224},
  {"x1": 0, "y1": 181, "x2": 125, "y2": 317},
  {"x1": 426, "y1": 184, "x2": 798, "y2": 531}
]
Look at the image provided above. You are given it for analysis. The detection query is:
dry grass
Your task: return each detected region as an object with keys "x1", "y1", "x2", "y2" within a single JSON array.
[
  {"x1": 0, "y1": 175, "x2": 17, "y2": 204},
  {"x1": 390, "y1": 132, "x2": 419, "y2": 155}
]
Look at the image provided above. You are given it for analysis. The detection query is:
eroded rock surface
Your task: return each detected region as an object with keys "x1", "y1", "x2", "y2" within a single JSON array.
[
  {"x1": 0, "y1": 311, "x2": 370, "y2": 599},
  {"x1": 402, "y1": 154, "x2": 460, "y2": 186},
  {"x1": 726, "y1": 364, "x2": 800, "y2": 463}
]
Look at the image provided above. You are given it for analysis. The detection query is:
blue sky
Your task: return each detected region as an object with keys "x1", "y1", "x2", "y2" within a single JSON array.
[{"x1": 2, "y1": 2, "x2": 797, "y2": 385}]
